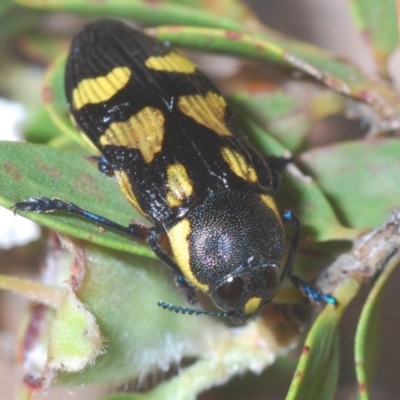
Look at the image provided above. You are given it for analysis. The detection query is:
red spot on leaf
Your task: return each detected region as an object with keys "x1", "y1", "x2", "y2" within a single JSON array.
[
  {"x1": 3, "y1": 161, "x2": 22, "y2": 181},
  {"x1": 144, "y1": 0, "x2": 162, "y2": 6},
  {"x1": 243, "y1": 80, "x2": 277, "y2": 93},
  {"x1": 42, "y1": 85, "x2": 53, "y2": 104},
  {"x1": 302, "y1": 345, "x2": 311, "y2": 355},
  {"x1": 35, "y1": 160, "x2": 62, "y2": 179},
  {"x1": 74, "y1": 172, "x2": 104, "y2": 200},
  {"x1": 225, "y1": 31, "x2": 243, "y2": 41}
]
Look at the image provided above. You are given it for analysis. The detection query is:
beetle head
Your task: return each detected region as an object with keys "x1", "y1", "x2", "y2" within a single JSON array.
[{"x1": 187, "y1": 190, "x2": 285, "y2": 323}]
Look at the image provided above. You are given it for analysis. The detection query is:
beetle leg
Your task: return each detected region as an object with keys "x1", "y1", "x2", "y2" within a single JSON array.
[
  {"x1": 264, "y1": 156, "x2": 293, "y2": 191},
  {"x1": 270, "y1": 169, "x2": 282, "y2": 192},
  {"x1": 83, "y1": 156, "x2": 115, "y2": 177},
  {"x1": 281, "y1": 209, "x2": 338, "y2": 306},
  {"x1": 14, "y1": 197, "x2": 199, "y2": 303},
  {"x1": 147, "y1": 227, "x2": 198, "y2": 304},
  {"x1": 265, "y1": 155, "x2": 293, "y2": 170},
  {"x1": 97, "y1": 157, "x2": 115, "y2": 177},
  {"x1": 13, "y1": 196, "x2": 148, "y2": 242},
  {"x1": 279, "y1": 210, "x2": 301, "y2": 283},
  {"x1": 176, "y1": 275, "x2": 198, "y2": 304}
]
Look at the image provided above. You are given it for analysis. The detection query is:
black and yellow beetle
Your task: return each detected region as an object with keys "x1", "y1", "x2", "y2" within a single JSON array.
[{"x1": 14, "y1": 19, "x2": 336, "y2": 323}]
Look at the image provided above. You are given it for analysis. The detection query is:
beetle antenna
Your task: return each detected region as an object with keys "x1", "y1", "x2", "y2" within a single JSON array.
[{"x1": 157, "y1": 301, "x2": 232, "y2": 318}]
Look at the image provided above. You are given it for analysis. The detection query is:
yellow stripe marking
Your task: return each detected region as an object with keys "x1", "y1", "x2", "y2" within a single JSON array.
[
  {"x1": 178, "y1": 92, "x2": 233, "y2": 137},
  {"x1": 165, "y1": 163, "x2": 193, "y2": 208},
  {"x1": 100, "y1": 107, "x2": 165, "y2": 163},
  {"x1": 72, "y1": 66, "x2": 131, "y2": 110},
  {"x1": 145, "y1": 52, "x2": 196, "y2": 73},
  {"x1": 244, "y1": 296, "x2": 262, "y2": 315},
  {"x1": 260, "y1": 194, "x2": 282, "y2": 226},
  {"x1": 114, "y1": 170, "x2": 146, "y2": 216},
  {"x1": 167, "y1": 219, "x2": 209, "y2": 292},
  {"x1": 221, "y1": 147, "x2": 258, "y2": 183}
]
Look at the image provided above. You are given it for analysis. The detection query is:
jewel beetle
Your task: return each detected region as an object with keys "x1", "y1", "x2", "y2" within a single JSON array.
[{"x1": 14, "y1": 19, "x2": 337, "y2": 323}]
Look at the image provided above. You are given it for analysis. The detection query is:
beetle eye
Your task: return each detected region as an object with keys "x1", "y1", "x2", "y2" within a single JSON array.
[
  {"x1": 211, "y1": 277, "x2": 244, "y2": 311},
  {"x1": 264, "y1": 267, "x2": 280, "y2": 299}
]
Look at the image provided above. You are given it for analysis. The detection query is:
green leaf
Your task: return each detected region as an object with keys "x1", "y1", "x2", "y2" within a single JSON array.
[
  {"x1": 49, "y1": 290, "x2": 103, "y2": 372},
  {"x1": 277, "y1": 171, "x2": 358, "y2": 242},
  {"x1": 349, "y1": 0, "x2": 398, "y2": 75},
  {"x1": 155, "y1": 0, "x2": 252, "y2": 23},
  {"x1": 59, "y1": 241, "x2": 223, "y2": 385},
  {"x1": 229, "y1": 89, "x2": 345, "y2": 153},
  {"x1": 14, "y1": 0, "x2": 243, "y2": 31},
  {"x1": 354, "y1": 241, "x2": 400, "y2": 399},
  {"x1": 0, "y1": 141, "x2": 154, "y2": 258},
  {"x1": 230, "y1": 91, "x2": 312, "y2": 153},
  {"x1": 43, "y1": 53, "x2": 84, "y2": 146},
  {"x1": 299, "y1": 139, "x2": 400, "y2": 229},
  {"x1": 24, "y1": 106, "x2": 64, "y2": 144},
  {"x1": 286, "y1": 277, "x2": 361, "y2": 400},
  {"x1": 287, "y1": 310, "x2": 340, "y2": 400}
]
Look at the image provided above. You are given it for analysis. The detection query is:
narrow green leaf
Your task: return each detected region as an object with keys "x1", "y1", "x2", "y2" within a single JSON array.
[
  {"x1": 287, "y1": 316, "x2": 339, "y2": 400},
  {"x1": 0, "y1": 141, "x2": 154, "y2": 258},
  {"x1": 354, "y1": 242, "x2": 400, "y2": 399},
  {"x1": 158, "y1": 0, "x2": 251, "y2": 23},
  {"x1": 286, "y1": 277, "x2": 361, "y2": 400},
  {"x1": 14, "y1": 0, "x2": 242, "y2": 31}
]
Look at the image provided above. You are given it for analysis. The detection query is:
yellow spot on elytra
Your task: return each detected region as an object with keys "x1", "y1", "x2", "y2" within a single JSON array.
[
  {"x1": 165, "y1": 163, "x2": 193, "y2": 207},
  {"x1": 244, "y1": 296, "x2": 262, "y2": 315},
  {"x1": 220, "y1": 147, "x2": 258, "y2": 183},
  {"x1": 114, "y1": 170, "x2": 146, "y2": 216},
  {"x1": 72, "y1": 66, "x2": 131, "y2": 110},
  {"x1": 145, "y1": 52, "x2": 196, "y2": 73},
  {"x1": 259, "y1": 194, "x2": 282, "y2": 226},
  {"x1": 100, "y1": 107, "x2": 165, "y2": 163},
  {"x1": 167, "y1": 219, "x2": 209, "y2": 292},
  {"x1": 178, "y1": 92, "x2": 232, "y2": 137}
]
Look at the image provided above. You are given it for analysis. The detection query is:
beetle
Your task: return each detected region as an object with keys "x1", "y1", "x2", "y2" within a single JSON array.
[{"x1": 14, "y1": 19, "x2": 336, "y2": 323}]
